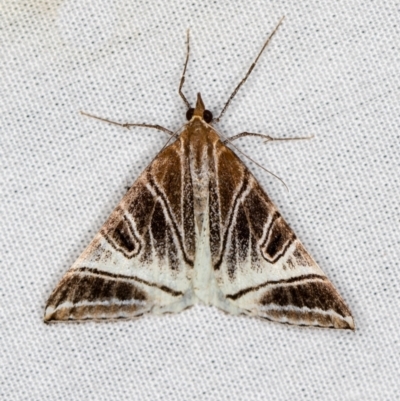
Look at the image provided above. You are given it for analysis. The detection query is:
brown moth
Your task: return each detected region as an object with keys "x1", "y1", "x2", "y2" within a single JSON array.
[{"x1": 44, "y1": 18, "x2": 354, "y2": 329}]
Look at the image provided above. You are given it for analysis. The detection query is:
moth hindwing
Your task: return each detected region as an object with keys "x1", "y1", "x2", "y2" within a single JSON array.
[{"x1": 45, "y1": 22, "x2": 354, "y2": 330}]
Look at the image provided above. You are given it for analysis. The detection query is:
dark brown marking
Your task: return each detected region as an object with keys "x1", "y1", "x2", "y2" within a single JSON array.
[
  {"x1": 47, "y1": 274, "x2": 81, "y2": 308},
  {"x1": 270, "y1": 283, "x2": 290, "y2": 306},
  {"x1": 139, "y1": 229, "x2": 153, "y2": 265},
  {"x1": 151, "y1": 201, "x2": 167, "y2": 260},
  {"x1": 250, "y1": 233, "x2": 260, "y2": 270},
  {"x1": 215, "y1": 145, "x2": 245, "y2": 225},
  {"x1": 104, "y1": 216, "x2": 141, "y2": 259},
  {"x1": 208, "y1": 168, "x2": 221, "y2": 260},
  {"x1": 115, "y1": 281, "x2": 146, "y2": 301},
  {"x1": 226, "y1": 228, "x2": 237, "y2": 280},
  {"x1": 114, "y1": 281, "x2": 132, "y2": 301},
  {"x1": 260, "y1": 280, "x2": 351, "y2": 317},
  {"x1": 47, "y1": 303, "x2": 146, "y2": 322},
  {"x1": 114, "y1": 220, "x2": 135, "y2": 252},
  {"x1": 262, "y1": 308, "x2": 353, "y2": 330},
  {"x1": 182, "y1": 140, "x2": 196, "y2": 258},
  {"x1": 127, "y1": 184, "x2": 155, "y2": 235},
  {"x1": 235, "y1": 204, "x2": 250, "y2": 263},
  {"x1": 45, "y1": 266, "x2": 185, "y2": 321},
  {"x1": 75, "y1": 267, "x2": 184, "y2": 297},
  {"x1": 87, "y1": 276, "x2": 113, "y2": 302},
  {"x1": 213, "y1": 172, "x2": 249, "y2": 270},
  {"x1": 243, "y1": 187, "x2": 273, "y2": 240},
  {"x1": 260, "y1": 214, "x2": 295, "y2": 264},
  {"x1": 148, "y1": 173, "x2": 194, "y2": 267},
  {"x1": 70, "y1": 275, "x2": 98, "y2": 304},
  {"x1": 156, "y1": 146, "x2": 183, "y2": 220},
  {"x1": 287, "y1": 285, "x2": 302, "y2": 308},
  {"x1": 226, "y1": 274, "x2": 328, "y2": 300},
  {"x1": 45, "y1": 271, "x2": 150, "y2": 322}
]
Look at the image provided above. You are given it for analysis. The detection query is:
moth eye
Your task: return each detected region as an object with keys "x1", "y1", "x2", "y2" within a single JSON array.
[
  {"x1": 186, "y1": 108, "x2": 194, "y2": 120},
  {"x1": 203, "y1": 109, "x2": 213, "y2": 123}
]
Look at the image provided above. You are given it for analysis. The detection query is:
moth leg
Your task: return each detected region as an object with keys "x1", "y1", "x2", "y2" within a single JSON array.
[
  {"x1": 178, "y1": 29, "x2": 191, "y2": 109},
  {"x1": 80, "y1": 111, "x2": 175, "y2": 137},
  {"x1": 223, "y1": 132, "x2": 313, "y2": 144}
]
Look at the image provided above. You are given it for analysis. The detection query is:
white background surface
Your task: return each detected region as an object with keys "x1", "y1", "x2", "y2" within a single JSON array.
[{"x1": 1, "y1": 1, "x2": 399, "y2": 400}]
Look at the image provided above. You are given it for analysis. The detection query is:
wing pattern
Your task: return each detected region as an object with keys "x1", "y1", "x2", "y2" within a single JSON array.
[
  {"x1": 45, "y1": 114, "x2": 354, "y2": 329},
  {"x1": 44, "y1": 138, "x2": 196, "y2": 321},
  {"x1": 209, "y1": 140, "x2": 354, "y2": 329}
]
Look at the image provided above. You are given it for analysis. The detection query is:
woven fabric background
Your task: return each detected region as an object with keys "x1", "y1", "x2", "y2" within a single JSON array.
[{"x1": 1, "y1": 1, "x2": 399, "y2": 400}]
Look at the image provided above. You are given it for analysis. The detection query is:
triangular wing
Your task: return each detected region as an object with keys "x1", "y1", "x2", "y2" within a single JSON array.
[
  {"x1": 208, "y1": 140, "x2": 354, "y2": 329},
  {"x1": 44, "y1": 138, "x2": 196, "y2": 322}
]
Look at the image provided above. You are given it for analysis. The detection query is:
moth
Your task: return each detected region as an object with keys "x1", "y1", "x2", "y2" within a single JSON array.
[{"x1": 44, "y1": 18, "x2": 354, "y2": 329}]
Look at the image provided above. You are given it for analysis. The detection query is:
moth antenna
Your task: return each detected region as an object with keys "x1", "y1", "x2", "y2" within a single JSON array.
[
  {"x1": 221, "y1": 133, "x2": 289, "y2": 192},
  {"x1": 214, "y1": 16, "x2": 285, "y2": 123},
  {"x1": 178, "y1": 29, "x2": 191, "y2": 109}
]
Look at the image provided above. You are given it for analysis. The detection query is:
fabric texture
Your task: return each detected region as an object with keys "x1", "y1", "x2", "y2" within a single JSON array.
[{"x1": 1, "y1": 1, "x2": 399, "y2": 399}]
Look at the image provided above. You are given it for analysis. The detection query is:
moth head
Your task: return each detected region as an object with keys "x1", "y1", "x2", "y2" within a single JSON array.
[{"x1": 186, "y1": 92, "x2": 213, "y2": 123}]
